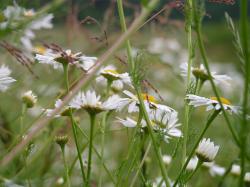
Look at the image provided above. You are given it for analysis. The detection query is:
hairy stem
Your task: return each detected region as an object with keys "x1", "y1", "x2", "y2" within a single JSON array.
[{"x1": 182, "y1": 0, "x2": 194, "y2": 166}]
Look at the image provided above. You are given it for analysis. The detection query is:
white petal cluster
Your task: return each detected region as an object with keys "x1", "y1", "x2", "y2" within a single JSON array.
[
  {"x1": 35, "y1": 49, "x2": 97, "y2": 71},
  {"x1": 0, "y1": 4, "x2": 54, "y2": 51},
  {"x1": 196, "y1": 138, "x2": 219, "y2": 162},
  {"x1": 0, "y1": 65, "x2": 16, "y2": 92},
  {"x1": 22, "y1": 90, "x2": 37, "y2": 108},
  {"x1": 180, "y1": 62, "x2": 231, "y2": 86},
  {"x1": 186, "y1": 94, "x2": 240, "y2": 114},
  {"x1": 96, "y1": 65, "x2": 132, "y2": 89},
  {"x1": 69, "y1": 90, "x2": 121, "y2": 114}
]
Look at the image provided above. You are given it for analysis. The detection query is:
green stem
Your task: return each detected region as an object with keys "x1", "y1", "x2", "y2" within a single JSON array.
[
  {"x1": 20, "y1": 104, "x2": 27, "y2": 133},
  {"x1": 192, "y1": 0, "x2": 240, "y2": 146},
  {"x1": 140, "y1": 133, "x2": 147, "y2": 186},
  {"x1": 63, "y1": 64, "x2": 87, "y2": 185},
  {"x1": 98, "y1": 112, "x2": 109, "y2": 187},
  {"x1": 136, "y1": 90, "x2": 171, "y2": 187},
  {"x1": 185, "y1": 159, "x2": 202, "y2": 183},
  {"x1": 130, "y1": 142, "x2": 152, "y2": 187},
  {"x1": 73, "y1": 123, "x2": 116, "y2": 184},
  {"x1": 61, "y1": 147, "x2": 71, "y2": 187},
  {"x1": 173, "y1": 110, "x2": 220, "y2": 187},
  {"x1": 239, "y1": 0, "x2": 249, "y2": 186},
  {"x1": 117, "y1": 0, "x2": 134, "y2": 70},
  {"x1": 87, "y1": 114, "x2": 96, "y2": 185},
  {"x1": 182, "y1": 0, "x2": 194, "y2": 167}
]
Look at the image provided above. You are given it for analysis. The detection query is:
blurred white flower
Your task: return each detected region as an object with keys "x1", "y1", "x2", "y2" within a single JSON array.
[
  {"x1": 196, "y1": 138, "x2": 219, "y2": 162},
  {"x1": 0, "y1": 65, "x2": 16, "y2": 92},
  {"x1": 180, "y1": 62, "x2": 231, "y2": 86},
  {"x1": 116, "y1": 117, "x2": 139, "y2": 128},
  {"x1": 162, "y1": 155, "x2": 172, "y2": 165},
  {"x1": 186, "y1": 94, "x2": 240, "y2": 114},
  {"x1": 209, "y1": 164, "x2": 226, "y2": 177},
  {"x1": 245, "y1": 172, "x2": 250, "y2": 183},
  {"x1": 44, "y1": 99, "x2": 72, "y2": 117},
  {"x1": 96, "y1": 65, "x2": 131, "y2": 87},
  {"x1": 22, "y1": 90, "x2": 37, "y2": 108},
  {"x1": 231, "y1": 164, "x2": 241, "y2": 176},
  {"x1": 186, "y1": 157, "x2": 198, "y2": 171}
]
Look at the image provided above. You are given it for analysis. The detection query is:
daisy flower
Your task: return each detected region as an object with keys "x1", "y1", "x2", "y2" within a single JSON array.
[
  {"x1": 117, "y1": 109, "x2": 181, "y2": 142},
  {"x1": 22, "y1": 90, "x2": 37, "y2": 108},
  {"x1": 180, "y1": 62, "x2": 231, "y2": 86},
  {"x1": 231, "y1": 164, "x2": 241, "y2": 176},
  {"x1": 120, "y1": 90, "x2": 174, "y2": 114},
  {"x1": 186, "y1": 157, "x2": 198, "y2": 171},
  {"x1": 96, "y1": 65, "x2": 131, "y2": 87},
  {"x1": 162, "y1": 155, "x2": 172, "y2": 165},
  {"x1": 186, "y1": 94, "x2": 240, "y2": 114},
  {"x1": 196, "y1": 138, "x2": 219, "y2": 162},
  {"x1": 45, "y1": 99, "x2": 72, "y2": 117},
  {"x1": 35, "y1": 48, "x2": 97, "y2": 71},
  {"x1": 209, "y1": 164, "x2": 226, "y2": 177},
  {"x1": 69, "y1": 90, "x2": 121, "y2": 115},
  {"x1": 0, "y1": 65, "x2": 16, "y2": 92}
]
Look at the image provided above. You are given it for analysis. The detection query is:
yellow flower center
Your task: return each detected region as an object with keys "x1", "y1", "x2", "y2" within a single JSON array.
[
  {"x1": 104, "y1": 69, "x2": 119, "y2": 75},
  {"x1": 210, "y1": 97, "x2": 231, "y2": 105},
  {"x1": 33, "y1": 46, "x2": 46, "y2": 54},
  {"x1": 142, "y1": 93, "x2": 157, "y2": 103}
]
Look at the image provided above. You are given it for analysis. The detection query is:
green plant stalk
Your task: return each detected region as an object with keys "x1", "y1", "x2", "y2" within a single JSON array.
[
  {"x1": 136, "y1": 90, "x2": 171, "y2": 187},
  {"x1": 1, "y1": 0, "x2": 160, "y2": 167},
  {"x1": 117, "y1": 0, "x2": 134, "y2": 70},
  {"x1": 87, "y1": 114, "x2": 96, "y2": 185},
  {"x1": 140, "y1": 133, "x2": 147, "y2": 186},
  {"x1": 116, "y1": 116, "x2": 142, "y2": 186},
  {"x1": 239, "y1": 0, "x2": 249, "y2": 185},
  {"x1": 117, "y1": 0, "x2": 170, "y2": 185},
  {"x1": 70, "y1": 123, "x2": 116, "y2": 184},
  {"x1": 61, "y1": 146, "x2": 71, "y2": 187},
  {"x1": 20, "y1": 104, "x2": 27, "y2": 133},
  {"x1": 98, "y1": 111, "x2": 109, "y2": 187},
  {"x1": 130, "y1": 142, "x2": 152, "y2": 187},
  {"x1": 192, "y1": 0, "x2": 240, "y2": 146},
  {"x1": 182, "y1": 0, "x2": 194, "y2": 166},
  {"x1": 63, "y1": 64, "x2": 87, "y2": 185},
  {"x1": 185, "y1": 159, "x2": 202, "y2": 183},
  {"x1": 173, "y1": 110, "x2": 220, "y2": 187}
]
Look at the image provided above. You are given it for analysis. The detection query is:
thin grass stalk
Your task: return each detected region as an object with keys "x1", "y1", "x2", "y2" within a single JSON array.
[
  {"x1": 0, "y1": 0, "x2": 159, "y2": 166},
  {"x1": 239, "y1": 0, "x2": 249, "y2": 185}
]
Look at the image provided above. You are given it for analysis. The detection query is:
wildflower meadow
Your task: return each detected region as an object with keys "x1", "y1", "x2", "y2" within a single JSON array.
[{"x1": 0, "y1": 0, "x2": 249, "y2": 186}]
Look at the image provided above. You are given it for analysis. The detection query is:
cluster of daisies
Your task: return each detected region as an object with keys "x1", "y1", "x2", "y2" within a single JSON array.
[{"x1": 33, "y1": 45, "x2": 182, "y2": 142}]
